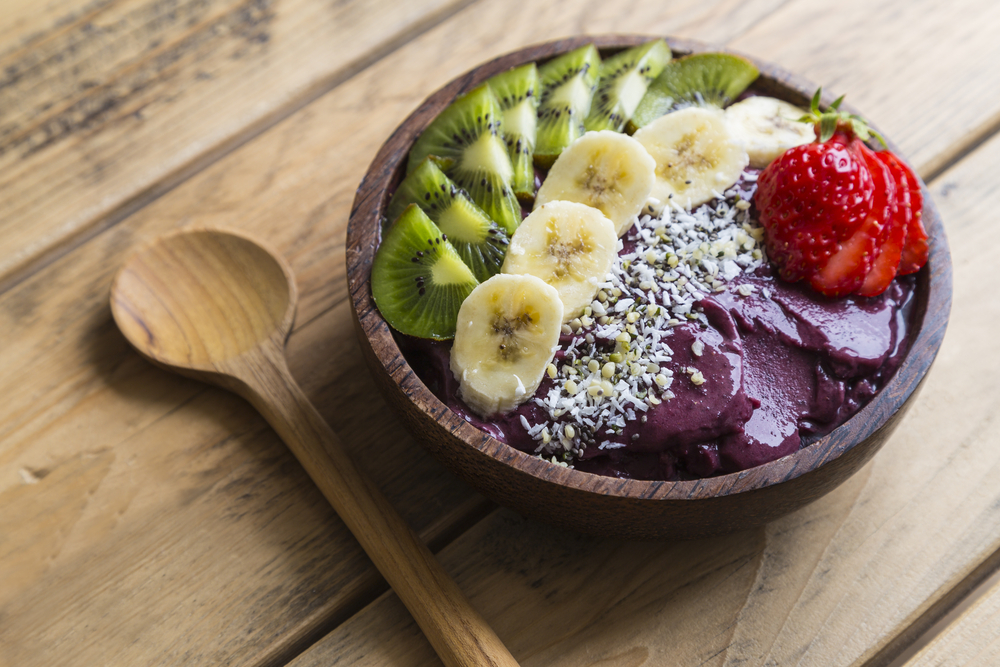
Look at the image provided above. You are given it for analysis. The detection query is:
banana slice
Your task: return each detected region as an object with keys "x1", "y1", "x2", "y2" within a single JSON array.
[
  {"x1": 502, "y1": 200, "x2": 617, "y2": 320},
  {"x1": 534, "y1": 130, "x2": 655, "y2": 237},
  {"x1": 451, "y1": 273, "x2": 564, "y2": 417},
  {"x1": 632, "y1": 106, "x2": 749, "y2": 211},
  {"x1": 725, "y1": 96, "x2": 814, "y2": 168}
]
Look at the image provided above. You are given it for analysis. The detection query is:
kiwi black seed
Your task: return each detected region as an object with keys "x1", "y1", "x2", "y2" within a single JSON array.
[
  {"x1": 407, "y1": 84, "x2": 522, "y2": 236},
  {"x1": 386, "y1": 157, "x2": 510, "y2": 282},
  {"x1": 534, "y1": 43, "x2": 601, "y2": 168},
  {"x1": 627, "y1": 53, "x2": 760, "y2": 132},
  {"x1": 584, "y1": 40, "x2": 672, "y2": 133},
  {"x1": 371, "y1": 204, "x2": 478, "y2": 340},
  {"x1": 486, "y1": 62, "x2": 540, "y2": 203}
]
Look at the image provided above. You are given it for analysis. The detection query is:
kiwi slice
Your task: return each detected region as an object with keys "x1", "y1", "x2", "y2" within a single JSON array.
[
  {"x1": 386, "y1": 157, "x2": 509, "y2": 282},
  {"x1": 584, "y1": 40, "x2": 671, "y2": 133},
  {"x1": 534, "y1": 44, "x2": 601, "y2": 168},
  {"x1": 408, "y1": 84, "x2": 521, "y2": 236},
  {"x1": 626, "y1": 53, "x2": 759, "y2": 132},
  {"x1": 372, "y1": 204, "x2": 478, "y2": 340},
  {"x1": 486, "y1": 63, "x2": 540, "y2": 203}
]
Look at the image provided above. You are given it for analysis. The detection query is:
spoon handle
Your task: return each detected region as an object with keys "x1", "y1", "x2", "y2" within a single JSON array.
[{"x1": 226, "y1": 342, "x2": 519, "y2": 667}]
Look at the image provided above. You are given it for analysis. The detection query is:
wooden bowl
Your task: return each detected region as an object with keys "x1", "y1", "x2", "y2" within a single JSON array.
[{"x1": 346, "y1": 35, "x2": 952, "y2": 540}]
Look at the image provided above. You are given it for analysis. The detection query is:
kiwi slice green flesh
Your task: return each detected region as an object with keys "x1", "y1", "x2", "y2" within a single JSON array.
[
  {"x1": 585, "y1": 40, "x2": 671, "y2": 133},
  {"x1": 487, "y1": 63, "x2": 540, "y2": 202},
  {"x1": 627, "y1": 53, "x2": 759, "y2": 132},
  {"x1": 534, "y1": 44, "x2": 601, "y2": 168},
  {"x1": 386, "y1": 158, "x2": 510, "y2": 282},
  {"x1": 408, "y1": 84, "x2": 521, "y2": 236},
  {"x1": 372, "y1": 204, "x2": 478, "y2": 340}
]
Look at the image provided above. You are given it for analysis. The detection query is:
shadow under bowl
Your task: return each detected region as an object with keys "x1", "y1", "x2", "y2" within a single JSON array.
[{"x1": 346, "y1": 35, "x2": 952, "y2": 540}]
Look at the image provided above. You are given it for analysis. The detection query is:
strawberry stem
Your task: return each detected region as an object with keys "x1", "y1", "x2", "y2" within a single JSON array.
[{"x1": 800, "y1": 87, "x2": 886, "y2": 147}]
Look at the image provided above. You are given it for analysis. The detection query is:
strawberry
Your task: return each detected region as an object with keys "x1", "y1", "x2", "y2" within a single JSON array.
[
  {"x1": 856, "y1": 143, "x2": 903, "y2": 296},
  {"x1": 876, "y1": 149, "x2": 928, "y2": 275},
  {"x1": 755, "y1": 129, "x2": 875, "y2": 294},
  {"x1": 755, "y1": 89, "x2": 927, "y2": 297}
]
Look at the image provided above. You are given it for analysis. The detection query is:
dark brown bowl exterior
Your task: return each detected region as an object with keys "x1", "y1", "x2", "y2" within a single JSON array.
[{"x1": 346, "y1": 35, "x2": 952, "y2": 539}]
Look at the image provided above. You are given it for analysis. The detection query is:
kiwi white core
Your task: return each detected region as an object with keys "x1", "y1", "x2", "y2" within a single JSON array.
[
  {"x1": 549, "y1": 76, "x2": 591, "y2": 111},
  {"x1": 436, "y1": 204, "x2": 485, "y2": 244},
  {"x1": 461, "y1": 133, "x2": 513, "y2": 181},
  {"x1": 431, "y1": 253, "x2": 479, "y2": 285},
  {"x1": 504, "y1": 99, "x2": 538, "y2": 139},
  {"x1": 615, "y1": 71, "x2": 649, "y2": 118}
]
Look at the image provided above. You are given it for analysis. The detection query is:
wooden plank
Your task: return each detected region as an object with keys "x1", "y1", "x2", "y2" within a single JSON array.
[
  {"x1": 905, "y1": 576, "x2": 1000, "y2": 666},
  {"x1": 249, "y1": 128, "x2": 1000, "y2": 666},
  {"x1": 0, "y1": 1, "x2": 794, "y2": 665},
  {"x1": 0, "y1": 0, "x2": 468, "y2": 289}
]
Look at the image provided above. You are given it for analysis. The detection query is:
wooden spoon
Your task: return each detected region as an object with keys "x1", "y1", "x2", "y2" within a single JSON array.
[{"x1": 110, "y1": 227, "x2": 519, "y2": 667}]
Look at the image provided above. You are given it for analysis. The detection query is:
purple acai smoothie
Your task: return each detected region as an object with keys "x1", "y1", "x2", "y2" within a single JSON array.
[{"x1": 398, "y1": 172, "x2": 916, "y2": 481}]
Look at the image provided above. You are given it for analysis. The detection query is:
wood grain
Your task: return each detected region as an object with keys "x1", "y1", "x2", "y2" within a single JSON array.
[
  {"x1": 905, "y1": 577, "x2": 1000, "y2": 666},
  {"x1": 0, "y1": 0, "x2": 468, "y2": 289},
  {"x1": 1, "y1": 0, "x2": 999, "y2": 664},
  {"x1": 245, "y1": 126, "x2": 1000, "y2": 666}
]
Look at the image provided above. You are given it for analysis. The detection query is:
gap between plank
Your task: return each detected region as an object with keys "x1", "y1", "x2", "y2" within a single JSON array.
[
  {"x1": 919, "y1": 105, "x2": 1000, "y2": 184},
  {"x1": 867, "y1": 545, "x2": 1000, "y2": 667},
  {"x1": 884, "y1": 562, "x2": 1000, "y2": 667},
  {"x1": 0, "y1": 0, "x2": 479, "y2": 298}
]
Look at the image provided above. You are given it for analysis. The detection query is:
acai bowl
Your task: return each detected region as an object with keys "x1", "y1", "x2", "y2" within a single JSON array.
[{"x1": 346, "y1": 35, "x2": 951, "y2": 539}]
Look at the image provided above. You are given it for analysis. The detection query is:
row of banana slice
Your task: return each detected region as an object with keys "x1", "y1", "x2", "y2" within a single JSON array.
[{"x1": 451, "y1": 96, "x2": 814, "y2": 418}]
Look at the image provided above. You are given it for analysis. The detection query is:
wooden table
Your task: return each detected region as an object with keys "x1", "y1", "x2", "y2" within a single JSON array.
[{"x1": 2, "y1": 1, "x2": 999, "y2": 665}]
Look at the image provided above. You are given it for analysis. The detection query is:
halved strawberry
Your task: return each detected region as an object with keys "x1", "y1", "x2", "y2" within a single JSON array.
[
  {"x1": 856, "y1": 144, "x2": 903, "y2": 297},
  {"x1": 810, "y1": 171, "x2": 885, "y2": 298},
  {"x1": 876, "y1": 150, "x2": 927, "y2": 274}
]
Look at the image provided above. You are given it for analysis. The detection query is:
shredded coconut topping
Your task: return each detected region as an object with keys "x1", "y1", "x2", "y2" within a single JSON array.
[{"x1": 529, "y1": 175, "x2": 765, "y2": 464}]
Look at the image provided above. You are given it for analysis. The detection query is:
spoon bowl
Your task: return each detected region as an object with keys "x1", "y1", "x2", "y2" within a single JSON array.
[
  {"x1": 111, "y1": 227, "x2": 519, "y2": 667},
  {"x1": 112, "y1": 228, "x2": 295, "y2": 373}
]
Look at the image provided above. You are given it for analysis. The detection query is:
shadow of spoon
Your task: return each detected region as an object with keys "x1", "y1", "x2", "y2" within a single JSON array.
[{"x1": 110, "y1": 227, "x2": 518, "y2": 667}]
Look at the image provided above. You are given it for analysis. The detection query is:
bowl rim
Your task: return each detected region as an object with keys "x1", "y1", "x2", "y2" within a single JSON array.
[{"x1": 346, "y1": 34, "x2": 952, "y2": 503}]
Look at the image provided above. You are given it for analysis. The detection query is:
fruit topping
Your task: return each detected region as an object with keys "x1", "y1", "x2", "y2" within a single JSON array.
[
  {"x1": 533, "y1": 130, "x2": 655, "y2": 237},
  {"x1": 450, "y1": 273, "x2": 564, "y2": 417},
  {"x1": 367, "y1": 43, "x2": 928, "y2": 480},
  {"x1": 501, "y1": 200, "x2": 618, "y2": 320},
  {"x1": 380, "y1": 41, "x2": 927, "y2": 356},
  {"x1": 486, "y1": 63, "x2": 540, "y2": 202},
  {"x1": 755, "y1": 90, "x2": 927, "y2": 297},
  {"x1": 756, "y1": 131, "x2": 875, "y2": 293},
  {"x1": 855, "y1": 143, "x2": 902, "y2": 297},
  {"x1": 584, "y1": 40, "x2": 671, "y2": 133},
  {"x1": 876, "y1": 149, "x2": 928, "y2": 275},
  {"x1": 534, "y1": 44, "x2": 601, "y2": 167},
  {"x1": 633, "y1": 106, "x2": 749, "y2": 211},
  {"x1": 408, "y1": 84, "x2": 522, "y2": 235},
  {"x1": 627, "y1": 53, "x2": 759, "y2": 132},
  {"x1": 371, "y1": 204, "x2": 479, "y2": 340},
  {"x1": 387, "y1": 157, "x2": 510, "y2": 282},
  {"x1": 724, "y1": 96, "x2": 814, "y2": 168}
]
